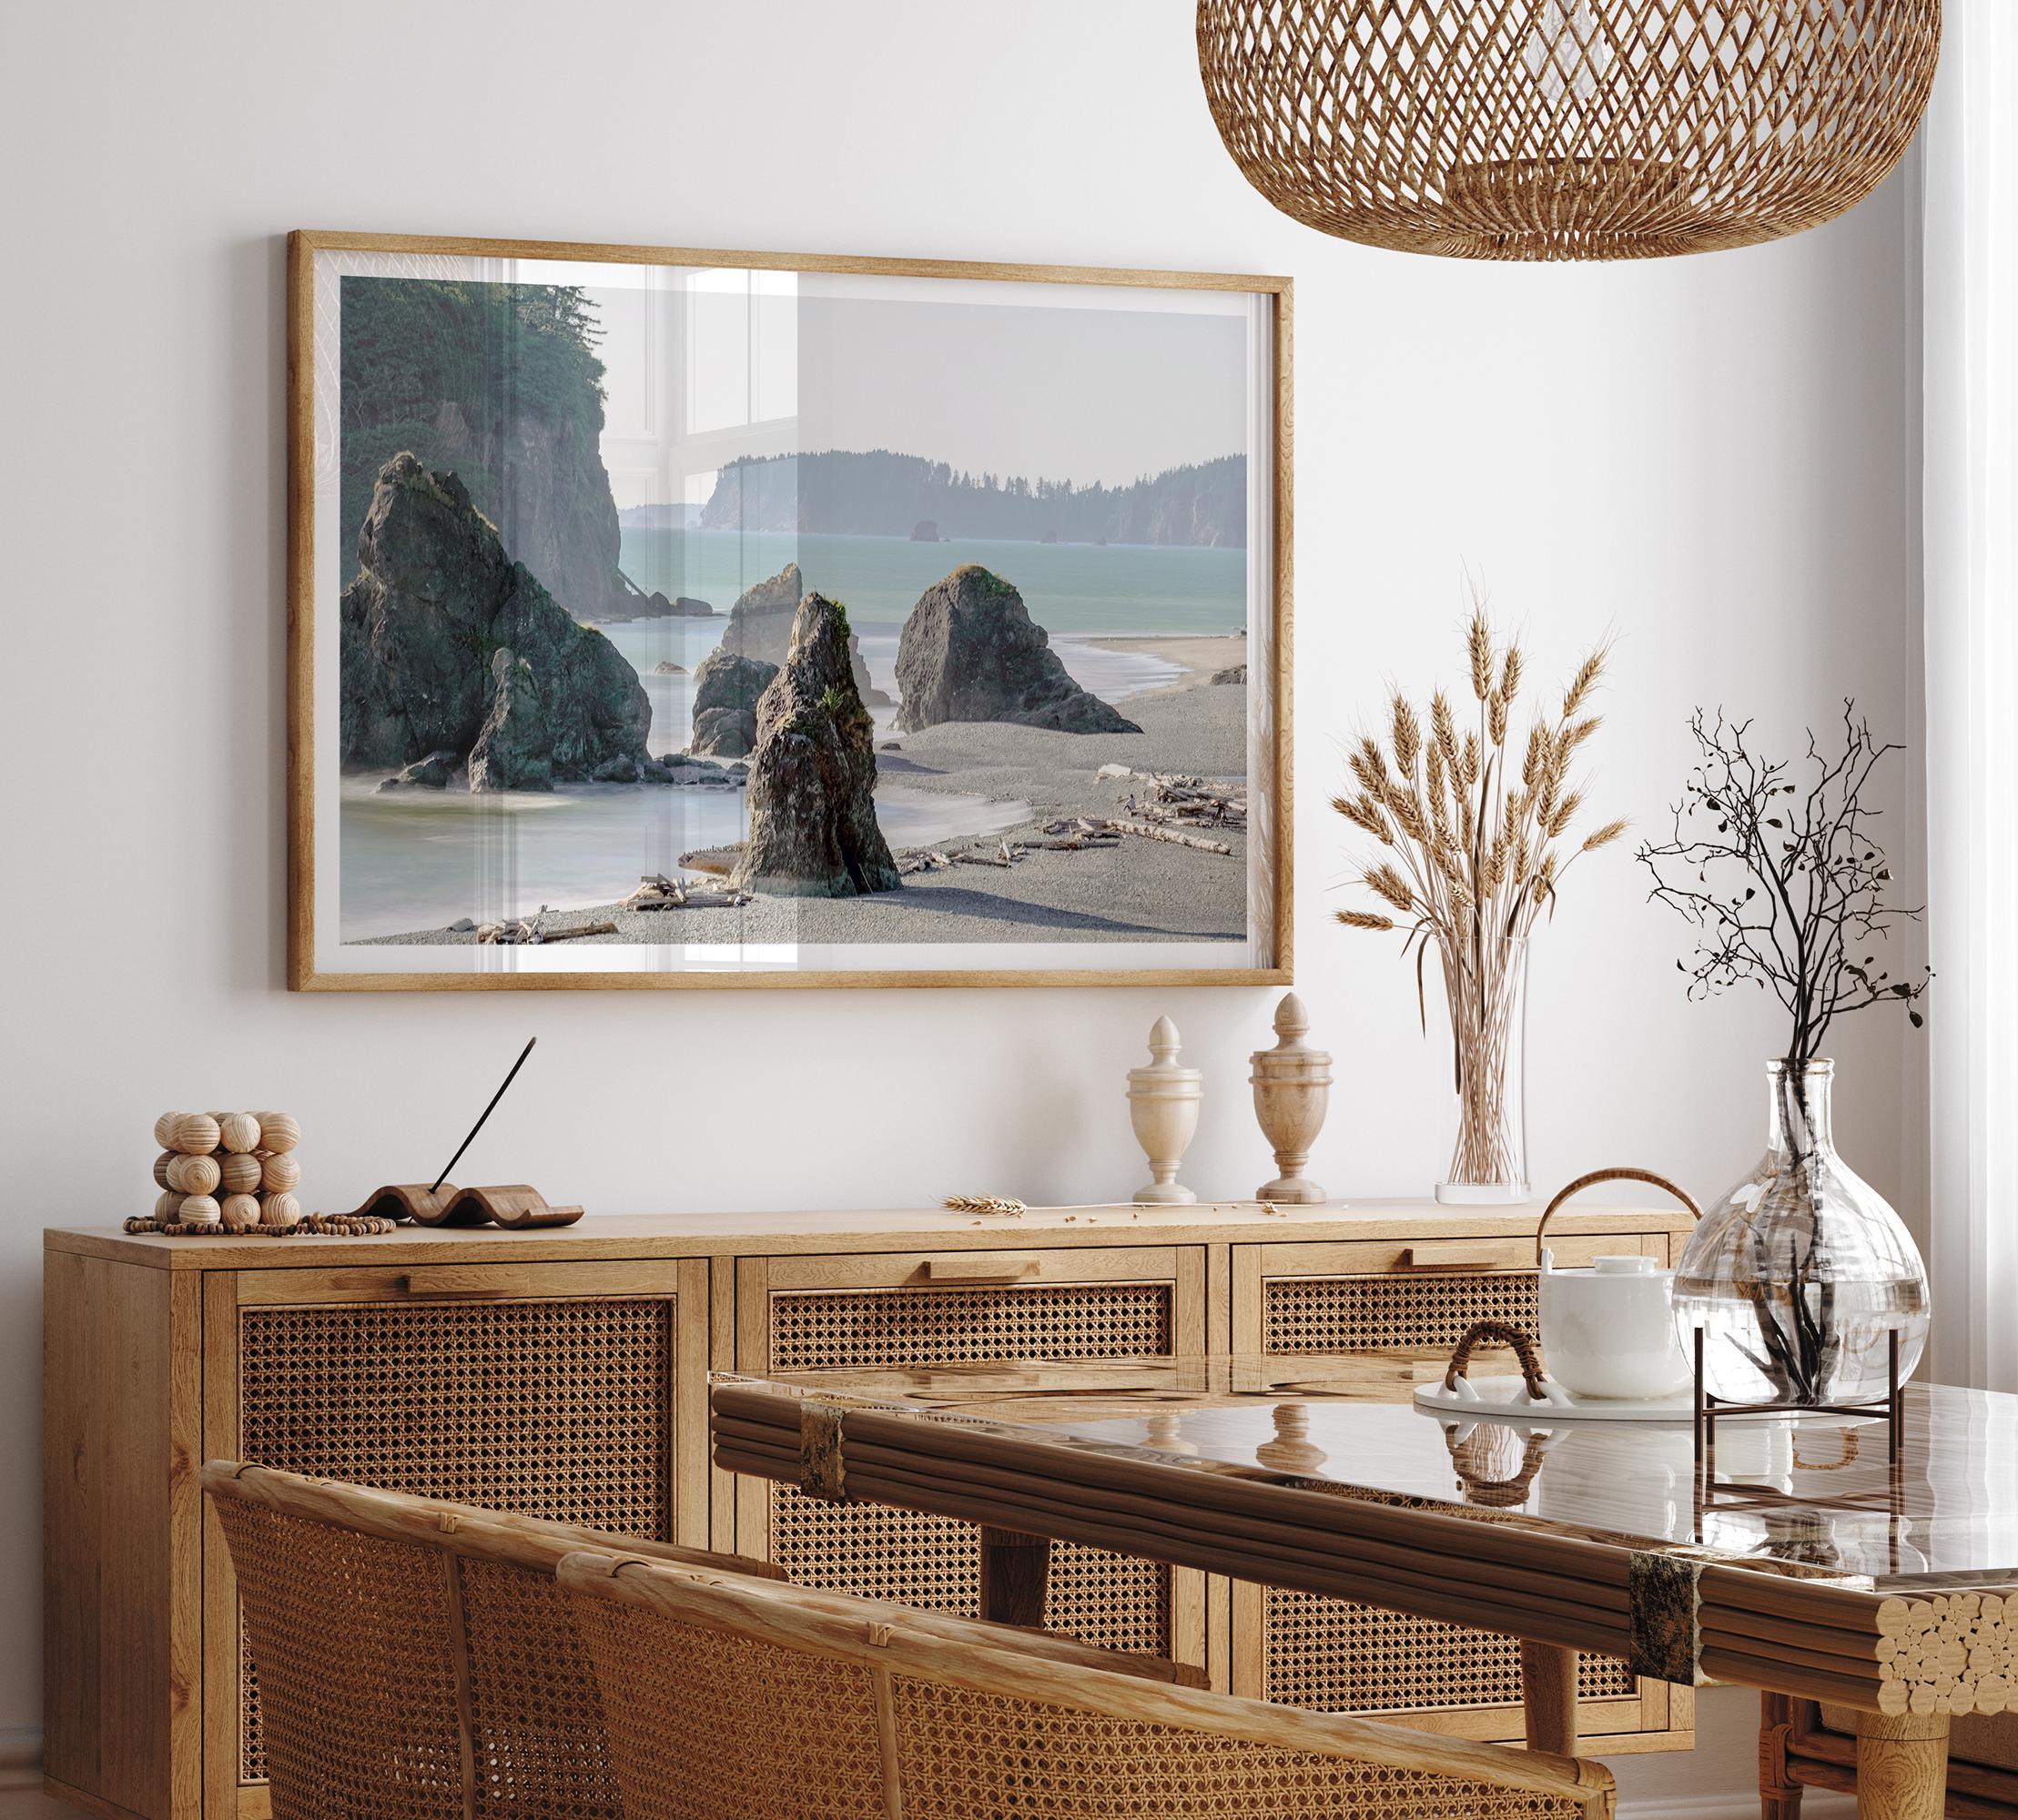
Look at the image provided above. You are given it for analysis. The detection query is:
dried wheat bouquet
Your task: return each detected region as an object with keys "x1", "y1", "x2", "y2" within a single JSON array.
[{"x1": 1333, "y1": 602, "x2": 1623, "y2": 1183}]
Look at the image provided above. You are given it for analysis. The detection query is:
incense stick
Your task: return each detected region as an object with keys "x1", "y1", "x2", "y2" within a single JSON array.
[{"x1": 430, "y1": 1038, "x2": 537, "y2": 1194}]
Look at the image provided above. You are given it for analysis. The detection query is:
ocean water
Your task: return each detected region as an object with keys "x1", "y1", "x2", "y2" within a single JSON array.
[
  {"x1": 615, "y1": 527, "x2": 1247, "y2": 638},
  {"x1": 340, "y1": 531, "x2": 1241, "y2": 939},
  {"x1": 593, "y1": 617, "x2": 1186, "y2": 755},
  {"x1": 340, "y1": 778, "x2": 1029, "y2": 939}
]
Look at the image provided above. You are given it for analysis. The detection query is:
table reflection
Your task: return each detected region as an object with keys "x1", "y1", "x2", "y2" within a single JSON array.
[{"x1": 719, "y1": 1358, "x2": 2017, "y2": 1585}]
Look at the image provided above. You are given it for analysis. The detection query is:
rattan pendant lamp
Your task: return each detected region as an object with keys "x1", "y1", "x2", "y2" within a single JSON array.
[{"x1": 1197, "y1": 2, "x2": 1942, "y2": 260}]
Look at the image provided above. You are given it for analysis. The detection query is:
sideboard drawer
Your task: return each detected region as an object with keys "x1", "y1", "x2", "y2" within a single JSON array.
[
  {"x1": 735, "y1": 1249, "x2": 1208, "y2": 1669},
  {"x1": 1229, "y1": 1236, "x2": 1689, "y2": 1752},
  {"x1": 203, "y1": 1259, "x2": 709, "y2": 1814}
]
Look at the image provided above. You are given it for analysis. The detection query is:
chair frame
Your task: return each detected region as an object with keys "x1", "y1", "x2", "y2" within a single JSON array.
[
  {"x1": 1762, "y1": 1693, "x2": 2018, "y2": 1819},
  {"x1": 558, "y1": 1545, "x2": 1618, "y2": 1818},
  {"x1": 201, "y1": 1460, "x2": 788, "y2": 1579}
]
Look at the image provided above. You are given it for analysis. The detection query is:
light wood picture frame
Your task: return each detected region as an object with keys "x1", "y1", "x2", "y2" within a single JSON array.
[{"x1": 288, "y1": 230, "x2": 1292, "y2": 991}]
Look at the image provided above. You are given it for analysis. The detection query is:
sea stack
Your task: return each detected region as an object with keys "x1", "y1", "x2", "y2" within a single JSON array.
[
  {"x1": 893, "y1": 565, "x2": 1141, "y2": 735},
  {"x1": 686, "y1": 650, "x2": 779, "y2": 757},
  {"x1": 721, "y1": 561, "x2": 890, "y2": 705},
  {"x1": 718, "y1": 562, "x2": 805, "y2": 665},
  {"x1": 732, "y1": 595, "x2": 902, "y2": 898},
  {"x1": 340, "y1": 453, "x2": 652, "y2": 786}
]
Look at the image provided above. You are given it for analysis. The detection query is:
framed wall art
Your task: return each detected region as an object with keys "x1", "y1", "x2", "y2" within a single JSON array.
[{"x1": 288, "y1": 230, "x2": 1291, "y2": 990}]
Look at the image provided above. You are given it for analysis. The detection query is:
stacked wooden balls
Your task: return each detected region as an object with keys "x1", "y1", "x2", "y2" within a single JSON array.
[{"x1": 152, "y1": 1111, "x2": 301, "y2": 1231}]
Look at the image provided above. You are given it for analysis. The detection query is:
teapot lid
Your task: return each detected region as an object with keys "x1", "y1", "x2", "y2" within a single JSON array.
[{"x1": 1591, "y1": 1253, "x2": 1660, "y2": 1275}]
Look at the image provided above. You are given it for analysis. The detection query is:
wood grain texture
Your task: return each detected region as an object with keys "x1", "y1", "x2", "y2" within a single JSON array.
[
  {"x1": 283, "y1": 229, "x2": 1292, "y2": 994},
  {"x1": 1856, "y1": 1710, "x2": 1951, "y2": 1820},
  {"x1": 44, "y1": 1200, "x2": 1699, "y2": 1271},
  {"x1": 43, "y1": 1252, "x2": 193, "y2": 1819},
  {"x1": 1521, "y1": 1640, "x2": 1580, "y2": 1755}
]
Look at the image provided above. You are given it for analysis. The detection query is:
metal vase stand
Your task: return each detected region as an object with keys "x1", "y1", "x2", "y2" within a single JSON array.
[{"x1": 1690, "y1": 1327, "x2": 1907, "y2": 1558}]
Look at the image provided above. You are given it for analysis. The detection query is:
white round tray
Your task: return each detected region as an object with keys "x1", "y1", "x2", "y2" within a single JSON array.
[{"x1": 1413, "y1": 1374, "x2": 1831, "y2": 1425}]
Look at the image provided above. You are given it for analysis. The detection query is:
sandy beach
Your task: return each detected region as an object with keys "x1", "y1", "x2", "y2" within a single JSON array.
[
  {"x1": 364, "y1": 675, "x2": 1250, "y2": 947},
  {"x1": 1087, "y1": 632, "x2": 1249, "y2": 695}
]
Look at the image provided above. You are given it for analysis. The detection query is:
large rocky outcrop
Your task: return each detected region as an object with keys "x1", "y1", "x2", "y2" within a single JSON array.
[
  {"x1": 720, "y1": 563, "x2": 889, "y2": 705},
  {"x1": 686, "y1": 649, "x2": 779, "y2": 758},
  {"x1": 340, "y1": 279, "x2": 634, "y2": 622},
  {"x1": 340, "y1": 454, "x2": 652, "y2": 789},
  {"x1": 731, "y1": 596, "x2": 901, "y2": 898},
  {"x1": 893, "y1": 566, "x2": 1141, "y2": 735}
]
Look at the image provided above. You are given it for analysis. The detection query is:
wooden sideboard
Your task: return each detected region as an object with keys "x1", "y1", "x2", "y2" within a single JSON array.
[{"x1": 44, "y1": 1199, "x2": 1697, "y2": 1820}]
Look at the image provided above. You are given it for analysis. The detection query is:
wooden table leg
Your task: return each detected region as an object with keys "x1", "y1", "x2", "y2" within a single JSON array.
[
  {"x1": 1853, "y1": 1709, "x2": 1949, "y2": 1820},
  {"x1": 1759, "y1": 1692, "x2": 1805, "y2": 1820},
  {"x1": 979, "y1": 1525, "x2": 1050, "y2": 1629},
  {"x1": 1520, "y1": 1640, "x2": 1579, "y2": 1756}
]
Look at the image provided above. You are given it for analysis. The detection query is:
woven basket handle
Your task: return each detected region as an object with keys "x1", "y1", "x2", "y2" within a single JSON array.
[
  {"x1": 1443, "y1": 1426, "x2": 1551, "y2": 1508},
  {"x1": 1535, "y1": 1167, "x2": 1703, "y2": 1267},
  {"x1": 1443, "y1": 1319, "x2": 1549, "y2": 1400}
]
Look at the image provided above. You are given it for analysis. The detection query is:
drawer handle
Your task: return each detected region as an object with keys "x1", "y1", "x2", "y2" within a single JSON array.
[
  {"x1": 1394, "y1": 1248, "x2": 1518, "y2": 1274},
  {"x1": 921, "y1": 1256, "x2": 1041, "y2": 1285},
  {"x1": 392, "y1": 1273, "x2": 511, "y2": 1299}
]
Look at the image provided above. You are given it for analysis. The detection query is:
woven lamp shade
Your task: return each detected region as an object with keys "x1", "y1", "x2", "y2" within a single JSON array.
[{"x1": 1197, "y1": 2, "x2": 1942, "y2": 261}]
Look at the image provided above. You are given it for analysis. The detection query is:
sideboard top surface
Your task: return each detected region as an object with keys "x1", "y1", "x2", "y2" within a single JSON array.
[{"x1": 45, "y1": 1198, "x2": 1694, "y2": 1269}]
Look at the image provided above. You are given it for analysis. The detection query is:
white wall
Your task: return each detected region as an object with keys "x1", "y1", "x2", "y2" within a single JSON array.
[{"x1": 0, "y1": 3, "x2": 1921, "y2": 1812}]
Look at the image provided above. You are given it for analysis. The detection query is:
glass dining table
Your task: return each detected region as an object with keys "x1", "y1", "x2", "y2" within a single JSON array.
[{"x1": 712, "y1": 1354, "x2": 2018, "y2": 1820}]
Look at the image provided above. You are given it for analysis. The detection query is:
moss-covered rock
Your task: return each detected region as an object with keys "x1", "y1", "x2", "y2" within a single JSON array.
[
  {"x1": 732, "y1": 594, "x2": 900, "y2": 898},
  {"x1": 893, "y1": 565, "x2": 1141, "y2": 735}
]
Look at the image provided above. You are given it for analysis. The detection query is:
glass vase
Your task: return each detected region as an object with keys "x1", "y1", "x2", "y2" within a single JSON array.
[
  {"x1": 1672, "y1": 1059, "x2": 1929, "y2": 1404},
  {"x1": 1434, "y1": 933, "x2": 1529, "y2": 1204}
]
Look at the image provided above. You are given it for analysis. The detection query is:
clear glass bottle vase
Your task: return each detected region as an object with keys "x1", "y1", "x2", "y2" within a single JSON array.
[
  {"x1": 1434, "y1": 933, "x2": 1529, "y2": 1204},
  {"x1": 1672, "y1": 1058, "x2": 1929, "y2": 1404}
]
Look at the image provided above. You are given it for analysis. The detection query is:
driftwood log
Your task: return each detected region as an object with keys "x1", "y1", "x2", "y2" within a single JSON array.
[{"x1": 1103, "y1": 819, "x2": 1235, "y2": 856}]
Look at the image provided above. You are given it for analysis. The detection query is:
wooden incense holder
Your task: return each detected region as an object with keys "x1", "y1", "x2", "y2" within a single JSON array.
[
  {"x1": 443, "y1": 1185, "x2": 584, "y2": 1229},
  {"x1": 343, "y1": 1183, "x2": 583, "y2": 1229},
  {"x1": 345, "y1": 1183, "x2": 464, "y2": 1226}
]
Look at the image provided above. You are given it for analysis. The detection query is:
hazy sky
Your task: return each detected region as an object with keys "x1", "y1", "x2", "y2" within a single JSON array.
[{"x1": 589, "y1": 276, "x2": 1253, "y2": 501}]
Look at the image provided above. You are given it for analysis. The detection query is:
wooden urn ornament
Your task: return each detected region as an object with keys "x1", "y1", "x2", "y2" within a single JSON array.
[
  {"x1": 1127, "y1": 1016, "x2": 1202, "y2": 1206},
  {"x1": 1249, "y1": 992, "x2": 1332, "y2": 1205}
]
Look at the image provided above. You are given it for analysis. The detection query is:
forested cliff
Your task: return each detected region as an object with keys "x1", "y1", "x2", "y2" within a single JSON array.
[
  {"x1": 340, "y1": 278, "x2": 630, "y2": 622},
  {"x1": 697, "y1": 450, "x2": 1246, "y2": 548}
]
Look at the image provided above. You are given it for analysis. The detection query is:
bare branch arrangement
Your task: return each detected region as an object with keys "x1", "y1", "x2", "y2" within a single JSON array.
[
  {"x1": 1642, "y1": 703, "x2": 1932, "y2": 1405},
  {"x1": 1637, "y1": 702, "x2": 1930, "y2": 1068},
  {"x1": 1333, "y1": 604, "x2": 1622, "y2": 1188}
]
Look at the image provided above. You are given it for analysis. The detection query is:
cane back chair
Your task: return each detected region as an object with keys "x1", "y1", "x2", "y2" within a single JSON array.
[
  {"x1": 558, "y1": 1546, "x2": 1619, "y2": 1820},
  {"x1": 201, "y1": 1461, "x2": 786, "y2": 1820}
]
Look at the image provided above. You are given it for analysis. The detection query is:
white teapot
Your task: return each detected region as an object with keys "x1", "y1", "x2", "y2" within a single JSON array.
[{"x1": 1536, "y1": 1168, "x2": 1702, "y2": 1400}]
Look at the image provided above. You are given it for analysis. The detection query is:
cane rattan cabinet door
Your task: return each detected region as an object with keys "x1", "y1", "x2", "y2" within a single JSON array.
[
  {"x1": 201, "y1": 1259, "x2": 708, "y2": 1817},
  {"x1": 735, "y1": 1247, "x2": 1209, "y2": 1670},
  {"x1": 1230, "y1": 1236, "x2": 1691, "y2": 1752}
]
